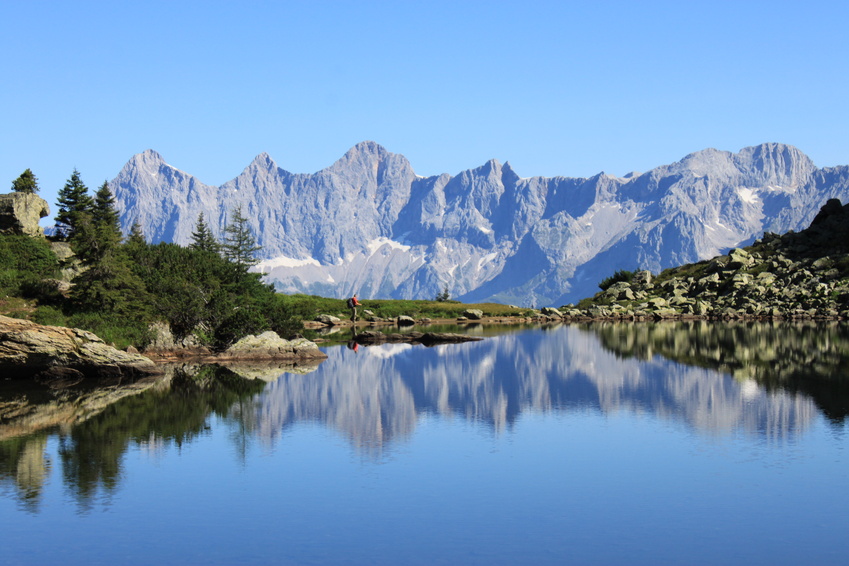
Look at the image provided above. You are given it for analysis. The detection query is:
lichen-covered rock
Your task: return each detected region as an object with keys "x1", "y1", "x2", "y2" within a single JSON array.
[
  {"x1": 315, "y1": 314, "x2": 342, "y2": 325},
  {"x1": 0, "y1": 315, "x2": 160, "y2": 379},
  {"x1": 223, "y1": 331, "x2": 326, "y2": 360},
  {"x1": 396, "y1": 315, "x2": 416, "y2": 326},
  {"x1": 0, "y1": 193, "x2": 49, "y2": 238}
]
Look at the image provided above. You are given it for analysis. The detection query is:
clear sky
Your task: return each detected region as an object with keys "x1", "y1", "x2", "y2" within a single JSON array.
[{"x1": 3, "y1": 0, "x2": 848, "y2": 213}]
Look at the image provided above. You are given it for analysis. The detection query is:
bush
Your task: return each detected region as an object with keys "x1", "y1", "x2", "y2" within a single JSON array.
[
  {"x1": 213, "y1": 306, "x2": 268, "y2": 350},
  {"x1": 31, "y1": 305, "x2": 67, "y2": 327},
  {"x1": 66, "y1": 311, "x2": 152, "y2": 350},
  {"x1": 598, "y1": 269, "x2": 636, "y2": 291},
  {"x1": 19, "y1": 276, "x2": 64, "y2": 305},
  {"x1": 0, "y1": 235, "x2": 60, "y2": 278}
]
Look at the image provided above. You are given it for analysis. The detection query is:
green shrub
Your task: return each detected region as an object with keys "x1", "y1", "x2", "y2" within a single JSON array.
[
  {"x1": 598, "y1": 269, "x2": 636, "y2": 291},
  {"x1": 213, "y1": 306, "x2": 268, "y2": 350},
  {"x1": 0, "y1": 235, "x2": 60, "y2": 278},
  {"x1": 31, "y1": 305, "x2": 67, "y2": 327},
  {"x1": 19, "y1": 276, "x2": 64, "y2": 305},
  {"x1": 66, "y1": 311, "x2": 152, "y2": 350}
]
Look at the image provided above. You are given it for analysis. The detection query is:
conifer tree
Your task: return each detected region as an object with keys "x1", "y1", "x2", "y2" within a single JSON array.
[
  {"x1": 11, "y1": 169, "x2": 39, "y2": 194},
  {"x1": 54, "y1": 169, "x2": 94, "y2": 239},
  {"x1": 126, "y1": 222, "x2": 146, "y2": 246},
  {"x1": 71, "y1": 182, "x2": 122, "y2": 264},
  {"x1": 222, "y1": 205, "x2": 261, "y2": 270},
  {"x1": 93, "y1": 182, "x2": 122, "y2": 236},
  {"x1": 190, "y1": 212, "x2": 220, "y2": 253}
]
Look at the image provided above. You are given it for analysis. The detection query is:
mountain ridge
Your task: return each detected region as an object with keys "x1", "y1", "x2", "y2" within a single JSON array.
[{"x1": 111, "y1": 141, "x2": 849, "y2": 306}]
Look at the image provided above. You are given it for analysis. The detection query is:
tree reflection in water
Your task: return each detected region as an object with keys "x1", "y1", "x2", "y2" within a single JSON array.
[
  {"x1": 1, "y1": 365, "x2": 266, "y2": 512},
  {"x1": 587, "y1": 320, "x2": 849, "y2": 423}
]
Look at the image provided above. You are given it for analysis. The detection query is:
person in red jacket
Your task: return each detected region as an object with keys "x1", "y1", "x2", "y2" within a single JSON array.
[{"x1": 347, "y1": 294, "x2": 361, "y2": 322}]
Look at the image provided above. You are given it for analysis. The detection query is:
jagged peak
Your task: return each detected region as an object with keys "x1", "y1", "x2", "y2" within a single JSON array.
[
  {"x1": 348, "y1": 140, "x2": 388, "y2": 155},
  {"x1": 247, "y1": 152, "x2": 278, "y2": 169},
  {"x1": 132, "y1": 149, "x2": 166, "y2": 164}
]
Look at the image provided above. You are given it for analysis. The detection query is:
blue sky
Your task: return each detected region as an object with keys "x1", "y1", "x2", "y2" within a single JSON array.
[{"x1": 3, "y1": 0, "x2": 848, "y2": 212}]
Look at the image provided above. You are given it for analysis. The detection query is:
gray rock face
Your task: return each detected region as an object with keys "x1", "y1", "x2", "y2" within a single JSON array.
[
  {"x1": 111, "y1": 142, "x2": 849, "y2": 306},
  {"x1": 0, "y1": 193, "x2": 49, "y2": 238}
]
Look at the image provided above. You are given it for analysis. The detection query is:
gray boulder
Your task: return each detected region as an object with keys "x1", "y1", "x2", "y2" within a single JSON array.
[
  {"x1": 222, "y1": 331, "x2": 326, "y2": 361},
  {"x1": 462, "y1": 309, "x2": 485, "y2": 320},
  {"x1": 0, "y1": 315, "x2": 160, "y2": 379},
  {"x1": 0, "y1": 192, "x2": 50, "y2": 238}
]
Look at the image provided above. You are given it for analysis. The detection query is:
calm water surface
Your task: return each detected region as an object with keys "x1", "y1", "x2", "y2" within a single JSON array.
[{"x1": 2, "y1": 322, "x2": 848, "y2": 565}]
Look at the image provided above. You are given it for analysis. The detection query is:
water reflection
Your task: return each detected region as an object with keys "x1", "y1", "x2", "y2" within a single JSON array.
[
  {"x1": 2, "y1": 322, "x2": 847, "y2": 512},
  {"x1": 587, "y1": 320, "x2": 849, "y2": 423},
  {"x1": 1, "y1": 365, "x2": 267, "y2": 512},
  {"x1": 248, "y1": 323, "x2": 830, "y2": 456}
]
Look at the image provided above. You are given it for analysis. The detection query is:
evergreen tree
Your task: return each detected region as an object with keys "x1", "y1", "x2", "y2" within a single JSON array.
[
  {"x1": 126, "y1": 222, "x2": 146, "y2": 247},
  {"x1": 190, "y1": 212, "x2": 220, "y2": 253},
  {"x1": 93, "y1": 181, "x2": 121, "y2": 236},
  {"x1": 222, "y1": 205, "x2": 261, "y2": 270},
  {"x1": 11, "y1": 169, "x2": 39, "y2": 194},
  {"x1": 54, "y1": 169, "x2": 94, "y2": 239},
  {"x1": 69, "y1": 182, "x2": 122, "y2": 265}
]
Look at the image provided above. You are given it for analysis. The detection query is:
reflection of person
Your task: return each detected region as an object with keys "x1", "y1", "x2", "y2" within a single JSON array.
[
  {"x1": 346, "y1": 340, "x2": 359, "y2": 353},
  {"x1": 347, "y1": 294, "x2": 361, "y2": 322}
]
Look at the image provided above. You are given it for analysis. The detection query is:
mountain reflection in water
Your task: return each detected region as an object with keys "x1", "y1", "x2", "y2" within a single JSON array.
[
  {"x1": 2, "y1": 322, "x2": 846, "y2": 512},
  {"x1": 252, "y1": 323, "x2": 831, "y2": 454}
]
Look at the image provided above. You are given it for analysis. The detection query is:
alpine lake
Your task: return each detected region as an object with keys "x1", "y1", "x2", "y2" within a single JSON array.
[{"x1": 2, "y1": 320, "x2": 848, "y2": 566}]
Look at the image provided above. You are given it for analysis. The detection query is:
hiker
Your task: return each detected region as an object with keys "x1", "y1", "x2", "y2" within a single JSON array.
[{"x1": 347, "y1": 294, "x2": 361, "y2": 322}]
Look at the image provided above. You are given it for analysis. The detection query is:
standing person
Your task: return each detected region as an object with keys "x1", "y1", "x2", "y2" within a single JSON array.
[{"x1": 347, "y1": 294, "x2": 361, "y2": 322}]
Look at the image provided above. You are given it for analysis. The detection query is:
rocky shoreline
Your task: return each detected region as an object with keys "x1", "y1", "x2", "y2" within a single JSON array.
[
  {"x1": 0, "y1": 317, "x2": 327, "y2": 380},
  {"x1": 0, "y1": 315, "x2": 161, "y2": 380},
  {"x1": 555, "y1": 198, "x2": 849, "y2": 322}
]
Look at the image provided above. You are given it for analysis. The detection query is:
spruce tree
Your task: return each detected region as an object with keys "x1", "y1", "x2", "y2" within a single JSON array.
[
  {"x1": 93, "y1": 181, "x2": 122, "y2": 237},
  {"x1": 126, "y1": 222, "x2": 146, "y2": 246},
  {"x1": 54, "y1": 169, "x2": 94, "y2": 239},
  {"x1": 222, "y1": 205, "x2": 261, "y2": 270},
  {"x1": 190, "y1": 212, "x2": 220, "y2": 253},
  {"x1": 11, "y1": 169, "x2": 39, "y2": 194}
]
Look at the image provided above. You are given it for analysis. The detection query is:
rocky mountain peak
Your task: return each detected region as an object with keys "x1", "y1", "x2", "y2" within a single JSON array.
[{"x1": 736, "y1": 143, "x2": 815, "y2": 186}]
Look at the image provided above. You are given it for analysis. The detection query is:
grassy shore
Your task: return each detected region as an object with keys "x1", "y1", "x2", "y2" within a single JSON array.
[{"x1": 286, "y1": 294, "x2": 534, "y2": 323}]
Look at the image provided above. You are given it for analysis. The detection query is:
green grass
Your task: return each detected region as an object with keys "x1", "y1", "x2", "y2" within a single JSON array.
[{"x1": 287, "y1": 294, "x2": 528, "y2": 320}]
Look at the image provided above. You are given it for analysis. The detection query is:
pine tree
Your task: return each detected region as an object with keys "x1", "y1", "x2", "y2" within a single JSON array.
[
  {"x1": 54, "y1": 169, "x2": 94, "y2": 239},
  {"x1": 93, "y1": 181, "x2": 121, "y2": 236},
  {"x1": 68, "y1": 182, "x2": 122, "y2": 265},
  {"x1": 126, "y1": 222, "x2": 146, "y2": 246},
  {"x1": 190, "y1": 212, "x2": 220, "y2": 253},
  {"x1": 222, "y1": 205, "x2": 261, "y2": 270},
  {"x1": 11, "y1": 169, "x2": 39, "y2": 194}
]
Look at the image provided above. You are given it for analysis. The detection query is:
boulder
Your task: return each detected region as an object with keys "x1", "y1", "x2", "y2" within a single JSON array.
[
  {"x1": 221, "y1": 331, "x2": 327, "y2": 361},
  {"x1": 728, "y1": 248, "x2": 753, "y2": 269},
  {"x1": 631, "y1": 270, "x2": 653, "y2": 287},
  {"x1": 315, "y1": 314, "x2": 341, "y2": 325},
  {"x1": 0, "y1": 315, "x2": 161, "y2": 379},
  {"x1": 540, "y1": 307, "x2": 563, "y2": 317},
  {"x1": 0, "y1": 192, "x2": 49, "y2": 238},
  {"x1": 462, "y1": 309, "x2": 485, "y2": 320},
  {"x1": 396, "y1": 315, "x2": 416, "y2": 326}
]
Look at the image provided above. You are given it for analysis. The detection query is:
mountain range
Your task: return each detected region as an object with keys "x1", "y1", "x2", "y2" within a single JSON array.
[{"x1": 111, "y1": 141, "x2": 849, "y2": 306}]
